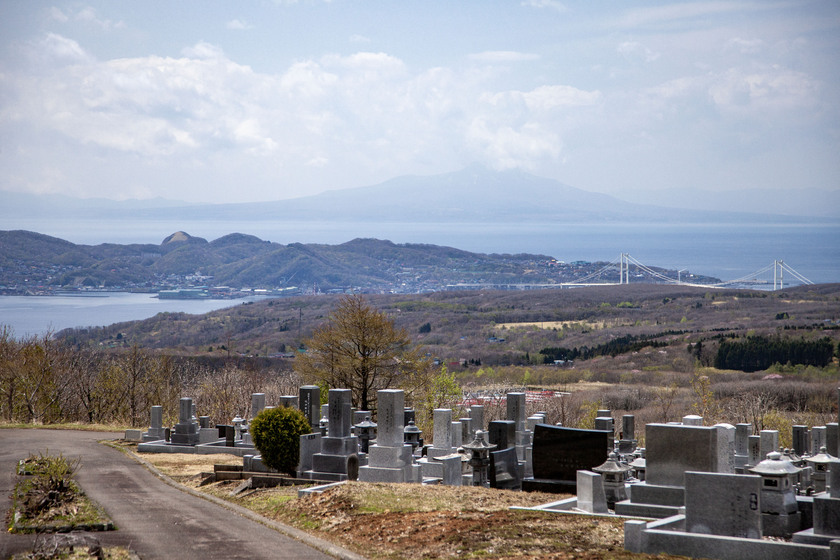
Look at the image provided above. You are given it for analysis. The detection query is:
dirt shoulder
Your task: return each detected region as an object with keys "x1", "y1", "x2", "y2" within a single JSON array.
[{"x1": 139, "y1": 448, "x2": 679, "y2": 560}]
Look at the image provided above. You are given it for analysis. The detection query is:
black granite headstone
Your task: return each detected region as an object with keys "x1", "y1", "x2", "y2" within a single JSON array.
[
  {"x1": 488, "y1": 420, "x2": 516, "y2": 450},
  {"x1": 490, "y1": 447, "x2": 522, "y2": 490},
  {"x1": 522, "y1": 424, "x2": 610, "y2": 493}
]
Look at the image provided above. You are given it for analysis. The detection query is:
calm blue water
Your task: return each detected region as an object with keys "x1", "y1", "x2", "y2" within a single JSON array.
[
  {"x1": 1, "y1": 219, "x2": 837, "y2": 337},
  {"x1": 0, "y1": 293, "x2": 263, "y2": 338}
]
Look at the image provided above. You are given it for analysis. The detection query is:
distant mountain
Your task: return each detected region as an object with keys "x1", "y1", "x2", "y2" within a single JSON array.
[{"x1": 2, "y1": 165, "x2": 834, "y2": 224}]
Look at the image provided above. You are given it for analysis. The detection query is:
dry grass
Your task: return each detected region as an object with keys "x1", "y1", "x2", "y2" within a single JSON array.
[{"x1": 146, "y1": 447, "x2": 675, "y2": 560}]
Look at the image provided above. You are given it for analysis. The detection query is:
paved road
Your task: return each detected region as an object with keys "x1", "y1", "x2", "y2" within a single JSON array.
[{"x1": 1, "y1": 429, "x2": 356, "y2": 559}]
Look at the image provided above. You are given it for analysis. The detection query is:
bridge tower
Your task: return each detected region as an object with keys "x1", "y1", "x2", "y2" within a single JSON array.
[
  {"x1": 620, "y1": 253, "x2": 630, "y2": 284},
  {"x1": 774, "y1": 260, "x2": 784, "y2": 291}
]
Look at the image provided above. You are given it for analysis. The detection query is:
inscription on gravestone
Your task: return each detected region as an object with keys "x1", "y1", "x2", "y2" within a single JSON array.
[{"x1": 685, "y1": 471, "x2": 761, "y2": 539}]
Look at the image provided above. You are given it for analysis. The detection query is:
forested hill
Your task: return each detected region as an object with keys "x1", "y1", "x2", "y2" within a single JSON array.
[{"x1": 0, "y1": 230, "x2": 720, "y2": 294}]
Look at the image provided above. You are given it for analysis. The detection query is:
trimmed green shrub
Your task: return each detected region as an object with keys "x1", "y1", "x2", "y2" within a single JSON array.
[{"x1": 249, "y1": 406, "x2": 312, "y2": 476}]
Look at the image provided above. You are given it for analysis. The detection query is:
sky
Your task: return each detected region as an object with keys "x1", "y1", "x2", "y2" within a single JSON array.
[{"x1": 1, "y1": 1, "x2": 838, "y2": 205}]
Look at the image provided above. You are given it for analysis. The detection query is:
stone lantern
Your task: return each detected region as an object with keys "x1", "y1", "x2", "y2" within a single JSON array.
[
  {"x1": 806, "y1": 446, "x2": 834, "y2": 493},
  {"x1": 593, "y1": 452, "x2": 632, "y2": 508},
  {"x1": 319, "y1": 414, "x2": 329, "y2": 437},
  {"x1": 355, "y1": 416, "x2": 377, "y2": 454},
  {"x1": 403, "y1": 420, "x2": 423, "y2": 455},
  {"x1": 462, "y1": 431, "x2": 497, "y2": 487},
  {"x1": 749, "y1": 451, "x2": 802, "y2": 537},
  {"x1": 232, "y1": 414, "x2": 244, "y2": 442},
  {"x1": 629, "y1": 449, "x2": 646, "y2": 482}
]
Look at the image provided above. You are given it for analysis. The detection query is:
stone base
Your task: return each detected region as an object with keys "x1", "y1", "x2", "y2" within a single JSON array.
[
  {"x1": 521, "y1": 478, "x2": 576, "y2": 494},
  {"x1": 614, "y1": 481, "x2": 685, "y2": 518},
  {"x1": 358, "y1": 444, "x2": 415, "y2": 483},
  {"x1": 359, "y1": 465, "x2": 412, "y2": 483},
  {"x1": 170, "y1": 433, "x2": 199, "y2": 445},
  {"x1": 418, "y1": 458, "x2": 442, "y2": 479},
  {"x1": 762, "y1": 511, "x2": 802, "y2": 538},
  {"x1": 198, "y1": 428, "x2": 220, "y2": 444},
  {"x1": 614, "y1": 499, "x2": 682, "y2": 518},
  {"x1": 298, "y1": 470, "x2": 352, "y2": 482},
  {"x1": 792, "y1": 527, "x2": 840, "y2": 546},
  {"x1": 309, "y1": 452, "x2": 359, "y2": 480},
  {"x1": 142, "y1": 428, "x2": 166, "y2": 442},
  {"x1": 124, "y1": 429, "x2": 143, "y2": 442}
]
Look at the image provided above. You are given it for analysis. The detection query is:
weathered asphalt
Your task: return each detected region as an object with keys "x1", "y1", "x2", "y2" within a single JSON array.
[{"x1": 0, "y1": 429, "x2": 362, "y2": 560}]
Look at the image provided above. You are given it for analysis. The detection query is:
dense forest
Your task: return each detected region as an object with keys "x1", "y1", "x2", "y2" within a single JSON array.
[{"x1": 714, "y1": 336, "x2": 836, "y2": 372}]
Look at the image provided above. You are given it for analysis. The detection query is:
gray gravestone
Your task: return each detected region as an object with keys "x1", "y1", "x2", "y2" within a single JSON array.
[
  {"x1": 441, "y1": 454, "x2": 462, "y2": 486},
  {"x1": 792, "y1": 425, "x2": 810, "y2": 457},
  {"x1": 645, "y1": 424, "x2": 720, "y2": 487},
  {"x1": 431, "y1": 409, "x2": 453, "y2": 452},
  {"x1": 170, "y1": 397, "x2": 199, "y2": 445},
  {"x1": 328, "y1": 389, "x2": 352, "y2": 438},
  {"x1": 470, "y1": 405, "x2": 485, "y2": 432},
  {"x1": 595, "y1": 417, "x2": 614, "y2": 433},
  {"x1": 359, "y1": 389, "x2": 416, "y2": 483},
  {"x1": 735, "y1": 423, "x2": 751, "y2": 468},
  {"x1": 507, "y1": 392, "x2": 527, "y2": 431},
  {"x1": 251, "y1": 393, "x2": 266, "y2": 419},
  {"x1": 715, "y1": 423, "x2": 736, "y2": 474},
  {"x1": 576, "y1": 470, "x2": 609, "y2": 514},
  {"x1": 299, "y1": 385, "x2": 321, "y2": 429},
  {"x1": 748, "y1": 435, "x2": 761, "y2": 467},
  {"x1": 812, "y1": 426, "x2": 827, "y2": 455},
  {"x1": 682, "y1": 415, "x2": 703, "y2": 426},
  {"x1": 622, "y1": 415, "x2": 635, "y2": 440},
  {"x1": 685, "y1": 471, "x2": 762, "y2": 539},
  {"x1": 460, "y1": 418, "x2": 473, "y2": 442},
  {"x1": 760, "y1": 429, "x2": 779, "y2": 460},
  {"x1": 827, "y1": 423, "x2": 839, "y2": 457},
  {"x1": 279, "y1": 395, "x2": 298, "y2": 408},
  {"x1": 142, "y1": 405, "x2": 165, "y2": 441}
]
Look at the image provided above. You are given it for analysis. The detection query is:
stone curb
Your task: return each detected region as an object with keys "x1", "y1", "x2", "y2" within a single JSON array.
[{"x1": 104, "y1": 442, "x2": 367, "y2": 560}]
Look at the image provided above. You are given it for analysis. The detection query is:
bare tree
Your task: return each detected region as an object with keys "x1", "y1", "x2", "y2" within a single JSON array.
[{"x1": 294, "y1": 294, "x2": 430, "y2": 412}]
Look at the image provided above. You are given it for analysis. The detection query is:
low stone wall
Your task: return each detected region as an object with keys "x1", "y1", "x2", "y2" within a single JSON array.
[{"x1": 625, "y1": 516, "x2": 840, "y2": 560}]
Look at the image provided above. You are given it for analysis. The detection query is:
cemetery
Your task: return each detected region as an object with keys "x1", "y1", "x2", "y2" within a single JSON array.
[{"x1": 126, "y1": 383, "x2": 840, "y2": 560}]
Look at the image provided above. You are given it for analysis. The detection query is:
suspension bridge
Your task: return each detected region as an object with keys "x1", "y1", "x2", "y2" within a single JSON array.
[{"x1": 565, "y1": 254, "x2": 814, "y2": 290}]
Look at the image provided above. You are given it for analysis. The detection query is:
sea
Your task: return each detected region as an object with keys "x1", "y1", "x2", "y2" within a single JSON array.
[{"x1": 1, "y1": 219, "x2": 838, "y2": 337}]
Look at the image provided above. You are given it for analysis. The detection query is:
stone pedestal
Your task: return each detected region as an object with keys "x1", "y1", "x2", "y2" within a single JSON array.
[{"x1": 170, "y1": 397, "x2": 199, "y2": 445}]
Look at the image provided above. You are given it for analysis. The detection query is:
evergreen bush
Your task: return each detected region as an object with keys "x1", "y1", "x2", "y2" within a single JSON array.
[{"x1": 249, "y1": 406, "x2": 312, "y2": 476}]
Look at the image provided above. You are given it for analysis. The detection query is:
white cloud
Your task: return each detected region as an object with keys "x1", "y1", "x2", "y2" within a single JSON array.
[
  {"x1": 725, "y1": 37, "x2": 765, "y2": 55},
  {"x1": 181, "y1": 42, "x2": 226, "y2": 60},
  {"x1": 708, "y1": 67, "x2": 820, "y2": 114},
  {"x1": 48, "y1": 7, "x2": 69, "y2": 23},
  {"x1": 521, "y1": 0, "x2": 566, "y2": 12},
  {"x1": 40, "y1": 33, "x2": 91, "y2": 63},
  {"x1": 226, "y1": 18, "x2": 254, "y2": 30},
  {"x1": 615, "y1": 2, "x2": 760, "y2": 29},
  {"x1": 349, "y1": 34, "x2": 371, "y2": 44},
  {"x1": 617, "y1": 41, "x2": 660, "y2": 63},
  {"x1": 468, "y1": 51, "x2": 540, "y2": 63}
]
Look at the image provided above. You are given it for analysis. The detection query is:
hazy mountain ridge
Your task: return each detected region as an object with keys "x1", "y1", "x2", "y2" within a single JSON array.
[{"x1": 2, "y1": 166, "x2": 836, "y2": 223}]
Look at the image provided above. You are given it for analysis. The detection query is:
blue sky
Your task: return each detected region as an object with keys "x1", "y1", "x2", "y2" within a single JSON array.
[{"x1": 1, "y1": 1, "x2": 838, "y2": 205}]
